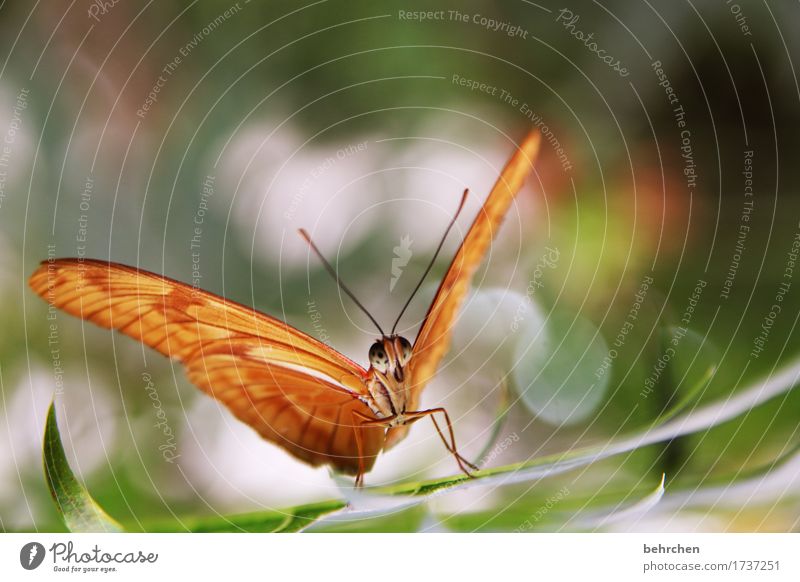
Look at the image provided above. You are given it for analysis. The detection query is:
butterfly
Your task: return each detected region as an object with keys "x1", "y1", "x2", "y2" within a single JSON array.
[{"x1": 29, "y1": 130, "x2": 541, "y2": 487}]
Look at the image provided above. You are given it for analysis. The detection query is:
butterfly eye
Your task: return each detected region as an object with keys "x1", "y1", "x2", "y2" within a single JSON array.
[
  {"x1": 369, "y1": 342, "x2": 389, "y2": 373},
  {"x1": 397, "y1": 337, "x2": 412, "y2": 364}
]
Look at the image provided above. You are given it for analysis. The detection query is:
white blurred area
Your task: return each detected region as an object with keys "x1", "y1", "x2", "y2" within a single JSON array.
[
  {"x1": 0, "y1": 231, "x2": 15, "y2": 296},
  {"x1": 0, "y1": 82, "x2": 34, "y2": 293},
  {"x1": 0, "y1": 365, "x2": 118, "y2": 529},
  {"x1": 214, "y1": 123, "x2": 531, "y2": 270}
]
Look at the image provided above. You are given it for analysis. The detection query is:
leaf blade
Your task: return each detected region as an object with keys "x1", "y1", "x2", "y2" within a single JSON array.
[{"x1": 42, "y1": 401, "x2": 123, "y2": 533}]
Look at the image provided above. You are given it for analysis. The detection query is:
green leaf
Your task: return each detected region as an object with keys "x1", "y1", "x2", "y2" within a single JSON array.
[
  {"x1": 651, "y1": 364, "x2": 715, "y2": 426},
  {"x1": 571, "y1": 473, "x2": 665, "y2": 530},
  {"x1": 42, "y1": 400, "x2": 123, "y2": 532},
  {"x1": 670, "y1": 439, "x2": 800, "y2": 493},
  {"x1": 436, "y1": 475, "x2": 665, "y2": 532},
  {"x1": 643, "y1": 326, "x2": 719, "y2": 423},
  {"x1": 662, "y1": 326, "x2": 719, "y2": 393},
  {"x1": 308, "y1": 505, "x2": 427, "y2": 533},
  {"x1": 472, "y1": 380, "x2": 512, "y2": 468},
  {"x1": 148, "y1": 500, "x2": 347, "y2": 533}
]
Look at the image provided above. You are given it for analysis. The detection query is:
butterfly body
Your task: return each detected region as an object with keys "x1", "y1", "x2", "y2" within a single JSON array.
[
  {"x1": 29, "y1": 130, "x2": 541, "y2": 486},
  {"x1": 362, "y1": 335, "x2": 412, "y2": 422}
]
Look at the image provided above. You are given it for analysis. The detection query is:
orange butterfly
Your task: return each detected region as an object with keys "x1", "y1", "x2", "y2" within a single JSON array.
[{"x1": 29, "y1": 131, "x2": 541, "y2": 486}]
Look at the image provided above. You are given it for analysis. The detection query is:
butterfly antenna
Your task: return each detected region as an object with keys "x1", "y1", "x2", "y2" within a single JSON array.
[
  {"x1": 391, "y1": 189, "x2": 469, "y2": 335},
  {"x1": 299, "y1": 229, "x2": 385, "y2": 336}
]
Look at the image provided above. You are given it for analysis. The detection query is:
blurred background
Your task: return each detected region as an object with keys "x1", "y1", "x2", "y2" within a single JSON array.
[{"x1": 1, "y1": 0, "x2": 799, "y2": 532}]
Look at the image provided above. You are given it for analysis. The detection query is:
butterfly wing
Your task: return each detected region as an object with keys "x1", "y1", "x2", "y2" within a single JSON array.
[
  {"x1": 29, "y1": 259, "x2": 384, "y2": 475},
  {"x1": 385, "y1": 131, "x2": 542, "y2": 448}
]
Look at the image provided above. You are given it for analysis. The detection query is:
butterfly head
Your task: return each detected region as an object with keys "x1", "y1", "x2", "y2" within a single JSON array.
[
  {"x1": 368, "y1": 335, "x2": 412, "y2": 383},
  {"x1": 366, "y1": 335, "x2": 413, "y2": 419}
]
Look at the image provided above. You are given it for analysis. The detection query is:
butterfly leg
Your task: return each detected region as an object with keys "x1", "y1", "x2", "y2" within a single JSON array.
[
  {"x1": 405, "y1": 408, "x2": 478, "y2": 476},
  {"x1": 429, "y1": 410, "x2": 480, "y2": 473},
  {"x1": 351, "y1": 410, "x2": 396, "y2": 488}
]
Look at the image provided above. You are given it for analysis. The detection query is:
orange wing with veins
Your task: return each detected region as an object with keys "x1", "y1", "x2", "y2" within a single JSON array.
[
  {"x1": 29, "y1": 259, "x2": 384, "y2": 475},
  {"x1": 385, "y1": 131, "x2": 542, "y2": 449}
]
